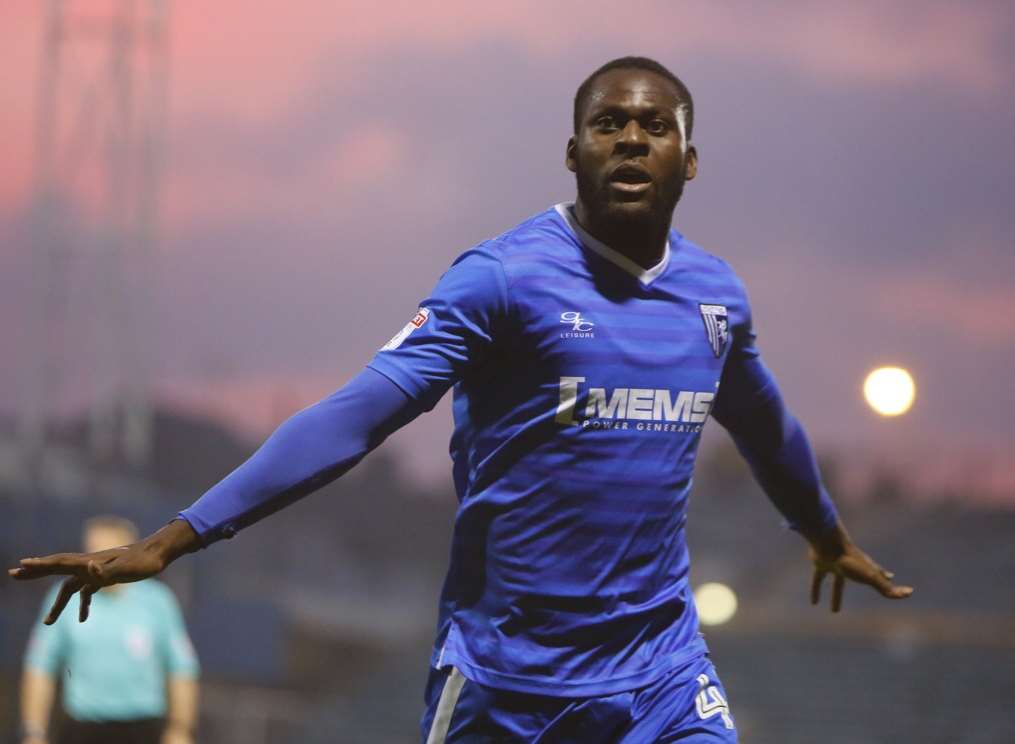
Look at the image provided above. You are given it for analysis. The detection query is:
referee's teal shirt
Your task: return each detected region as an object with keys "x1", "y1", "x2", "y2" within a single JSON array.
[{"x1": 24, "y1": 580, "x2": 199, "y2": 722}]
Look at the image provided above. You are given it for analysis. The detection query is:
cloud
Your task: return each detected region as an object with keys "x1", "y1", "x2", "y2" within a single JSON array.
[
  {"x1": 149, "y1": 1, "x2": 1012, "y2": 134},
  {"x1": 163, "y1": 121, "x2": 409, "y2": 222},
  {"x1": 328, "y1": 125, "x2": 406, "y2": 182},
  {"x1": 4, "y1": 2, "x2": 1007, "y2": 220},
  {"x1": 884, "y1": 278, "x2": 1015, "y2": 345},
  {"x1": 679, "y1": 2, "x2": 1004, "y2": 91}
]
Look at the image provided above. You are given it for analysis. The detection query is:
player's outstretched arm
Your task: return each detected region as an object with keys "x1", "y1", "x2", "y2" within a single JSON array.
[
  {"x1": 9, "y1": 367, "x2": 426, "y2": 624},
  {"x1": 10, "y1": 249, "x2": 505, "y2": 624},
  {"x1": 712, "y1": 352, "x2": 914, "y2": 612},
  {"x1": 8, "y1": 518, "x2": 200, "y2": 624}
]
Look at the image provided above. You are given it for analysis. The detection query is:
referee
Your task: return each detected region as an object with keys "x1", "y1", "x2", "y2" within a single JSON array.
[{"x1": 19, "y1": 516, "x2": 199, "y2": 744}]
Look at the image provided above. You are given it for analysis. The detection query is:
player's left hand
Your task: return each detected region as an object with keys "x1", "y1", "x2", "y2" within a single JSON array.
[{"x1": 807, "y1": 522, "x2": 913, "y2": 612}]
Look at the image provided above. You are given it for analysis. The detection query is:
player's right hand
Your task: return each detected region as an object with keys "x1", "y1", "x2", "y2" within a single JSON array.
[
  {"x1": 806, "y1": 520, "x2": 914, "y2": 612},
  {"x1": 7, "y1": 518, "x2": 200, "y2": 624},
  {"x1": 9, "y1": 543, "x2": 166, "y2": 624}
]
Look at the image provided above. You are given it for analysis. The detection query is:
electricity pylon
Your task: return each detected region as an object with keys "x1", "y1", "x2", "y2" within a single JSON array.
[{"x1": 21, "y1": 0, "x2": 170, "y2": 486}]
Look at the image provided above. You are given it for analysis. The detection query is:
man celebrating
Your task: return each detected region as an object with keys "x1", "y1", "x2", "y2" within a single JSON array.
[{"x1": 10, "y1": 57, "x2": 912, "y2": 743}]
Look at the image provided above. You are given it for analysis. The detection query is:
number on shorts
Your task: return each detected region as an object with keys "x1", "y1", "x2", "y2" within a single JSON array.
[{"x1": 695, "y1": 673, "x2": 735, "y2": 730}]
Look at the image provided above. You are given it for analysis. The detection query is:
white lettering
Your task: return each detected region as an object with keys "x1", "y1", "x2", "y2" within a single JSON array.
[
  {"x1": 555, "y1": 376, "x2": 585, "y2": 426},
  {"x1": 581, "y1": 419, "x2": 629, "y2": 430},
  {"x1": 654, "y1": 389, "x2": 694, "y2": 422},
  {"x1": 585, "y1": 388, "x2": 629, "y2": 419},
  {"x1": 556, "y1": 377, "x2": 716, "y2": 431},
  {"x1": 690, "y1": 392, "x2": 715, "y2": 423},
  {"x1": 626, "y1": 389, "x2": 654, "y2": 420}
]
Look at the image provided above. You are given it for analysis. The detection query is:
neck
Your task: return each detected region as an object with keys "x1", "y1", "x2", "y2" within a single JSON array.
[{"x1": 573, "y1": 199, "x2": 672, "y2": 271}]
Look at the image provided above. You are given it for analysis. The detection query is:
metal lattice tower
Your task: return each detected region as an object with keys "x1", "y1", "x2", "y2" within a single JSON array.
[{"x1": 20, "y1": 0, "x2": 170, "y2": 485}]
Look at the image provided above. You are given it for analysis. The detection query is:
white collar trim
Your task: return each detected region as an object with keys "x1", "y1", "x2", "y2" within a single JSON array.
[{"x1": 554, "y1": 202, "x2": 670, "y2": 285}]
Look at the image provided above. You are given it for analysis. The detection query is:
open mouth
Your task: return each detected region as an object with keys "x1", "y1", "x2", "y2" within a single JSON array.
[{"x1": 609, "y1": 163, "x2": 652, "y2": 194}]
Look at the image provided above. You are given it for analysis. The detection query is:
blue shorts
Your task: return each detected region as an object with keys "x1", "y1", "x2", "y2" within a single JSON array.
[{"x1": 420, "y1": 654, "x2": 737, "y2": 743}]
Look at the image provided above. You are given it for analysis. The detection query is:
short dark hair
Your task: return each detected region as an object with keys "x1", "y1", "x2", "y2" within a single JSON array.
[{"x1": 573, "y1": 56, "x2": 694, "y2": 140}]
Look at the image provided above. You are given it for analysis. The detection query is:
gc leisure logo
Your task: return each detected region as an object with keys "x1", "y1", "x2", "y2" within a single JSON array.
[{"x1": 560, "y1": 311, "x2": 594, "y2": 339}]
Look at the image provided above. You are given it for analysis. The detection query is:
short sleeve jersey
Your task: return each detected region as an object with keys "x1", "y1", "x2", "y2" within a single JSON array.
[
  {"x1": 368, "y1": 203, "x2": 754, "y2": 696},
  {"x1": 25, "y1": 580, "x2": 199, "y2": 721}
]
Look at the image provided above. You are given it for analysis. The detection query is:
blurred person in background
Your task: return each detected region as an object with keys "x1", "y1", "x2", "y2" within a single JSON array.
[
  {"x1": 10, "y1": 57, "x2": 912, "y2": 742},
  {"x1": 19, "y1": 516, "x2": 199, "y2": 744}
]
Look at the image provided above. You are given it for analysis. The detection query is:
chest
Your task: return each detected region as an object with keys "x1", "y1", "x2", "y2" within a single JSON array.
[
  {"x1": 66, "y1": 599, "x2": 158, "y2": 663},
  {"x1": 509, "y1": 281, "x2": 732, "y2": 391}
]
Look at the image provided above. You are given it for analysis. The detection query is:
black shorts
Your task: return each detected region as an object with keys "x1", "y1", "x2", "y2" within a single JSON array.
[{"x1": 56, "y1": 717, "x2": 165, "y2": 744}]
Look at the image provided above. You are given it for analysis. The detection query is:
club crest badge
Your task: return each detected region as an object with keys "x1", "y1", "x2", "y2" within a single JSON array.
[{"x1": 699, "y1": 304, "x2": 729, "y2": 358}]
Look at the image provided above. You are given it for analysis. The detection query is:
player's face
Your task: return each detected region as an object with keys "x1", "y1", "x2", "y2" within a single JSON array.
[{"x1": 567, "y1": 69, "x2": 697, "y2": 230}]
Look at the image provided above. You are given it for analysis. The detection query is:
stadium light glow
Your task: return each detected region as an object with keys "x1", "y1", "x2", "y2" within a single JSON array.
[
  {"x1": 863, "y1": 367, "x2": 916, "y2": 417},
  {"x1": 694, "y1": 582, "x2": 738, "y2": 626}
]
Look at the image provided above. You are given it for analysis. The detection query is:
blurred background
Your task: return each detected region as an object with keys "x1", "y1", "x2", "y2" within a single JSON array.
[{"x1": 1, "y1": 1, "x2": 1013, "y2": 742}]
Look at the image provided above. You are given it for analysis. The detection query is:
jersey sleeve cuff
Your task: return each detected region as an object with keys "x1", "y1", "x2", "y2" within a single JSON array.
[
  {"x1": 175, "y1": 510, "x2": 236, "y2": 548},
  {"x1": 784, "y1": 496, "x2": 840, "y2": 537}
]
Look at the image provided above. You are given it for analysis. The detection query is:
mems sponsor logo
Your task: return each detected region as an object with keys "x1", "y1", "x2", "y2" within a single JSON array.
[{"x1": 555, "y1": 376, "x2": 714, "y2": 432}]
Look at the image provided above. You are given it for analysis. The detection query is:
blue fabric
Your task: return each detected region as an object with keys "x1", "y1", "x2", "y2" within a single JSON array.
[
  {"x1": 178, "y1": 367, "x2": 423, "y2": 544},
  {"x1": 420, "y1": 654, "x2": 737, "y2": 743},
  {"x1": 176, "y1": 202, "x2": 838, "y2": 700},
  {"x1": 711, "y1": 354, "x2": 838, "y2": 536},
  {"x1": 367, "y1": 203, "x2": 837, "y2": 696}
]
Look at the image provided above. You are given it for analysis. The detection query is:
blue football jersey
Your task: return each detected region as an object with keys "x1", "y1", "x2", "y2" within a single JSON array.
[{"x1": 368, "y1": 203, "x2": 760, "y2": 696}]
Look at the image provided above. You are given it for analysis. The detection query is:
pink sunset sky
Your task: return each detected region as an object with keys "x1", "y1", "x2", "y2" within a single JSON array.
[{"x1": 1, "y1": 1, "x2": 1013, "y2": 499}]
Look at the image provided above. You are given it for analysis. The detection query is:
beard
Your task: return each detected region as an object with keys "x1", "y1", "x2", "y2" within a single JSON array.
[{"x1": 575, "y1": 166, "x2": 685, "y2": 240}]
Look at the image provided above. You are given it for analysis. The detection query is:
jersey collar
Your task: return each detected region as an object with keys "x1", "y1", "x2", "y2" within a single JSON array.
[{"x1": 554, "y1": 202, "x2": 671, "y2": 286}]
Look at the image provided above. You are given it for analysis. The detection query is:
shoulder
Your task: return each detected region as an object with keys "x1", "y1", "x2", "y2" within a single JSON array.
[
  {"x1": 462, "y1": 206, "x2": 577, "y2": 272},
  {"x1": 441, "y1": 206, "x2": 576, "y2": 301},
  {"x1": 670, "y1": 231, "x2": 745, "y2": 284},
  {"x1": 670, "y1": 231, "x2": 750, "y2": 301},
  {"x1": 489, "y1": 205, "x2": 571, "y2": 249}
]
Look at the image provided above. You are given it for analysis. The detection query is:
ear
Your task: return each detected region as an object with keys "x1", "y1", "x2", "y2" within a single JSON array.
[
  {"x1": 565, "y1": 135, "x2": 577, "y2": 173},
  {"x1": 684, "y1": 145, "x2": 698, "y2": 181}
]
